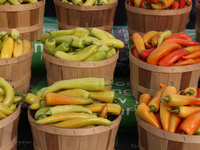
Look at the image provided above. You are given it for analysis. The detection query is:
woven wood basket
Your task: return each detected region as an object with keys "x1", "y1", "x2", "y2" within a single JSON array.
[
  {"x1": 136, "y1": 115, "x2": 200, "y2": 150},
  {"x1": 129, "y1": 46, "x2": 200, "y2": 100},
  {"x1": 28, "y1": 109, "x2": 122, "y2": 150},
  {"x1": 0, "y1": 0, "x2": 45, "y2": 42},
  {"x1": 196, "y1": 0, "x2": 200, "y2": 42},
  {"x1": 54, "y1": 0, "x2": 118, "y2": 33},
  {"x1": 0, "y1": 47, "x2": 33, "y2": 94},
  {"x1": 0, "y1": 103, "x2": 21, "y2": 150},
  {"x1": 42, "y1": 50, "x2": 119, "y2": 91},
  {"x1": 125, "y1": 0, "x2": 192, "y2": 38}
]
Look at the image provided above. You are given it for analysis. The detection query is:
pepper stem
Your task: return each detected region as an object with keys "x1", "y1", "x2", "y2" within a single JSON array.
[
  {"x1": 134, "y1": 104, "x2": 138, "y2": 112},
  {"x1": 146, "y1": 88, "x2": 150, "y2": 93},
  {"x1": 150, "y1": 106, "x2": 156, "y2": 112},
  {"x1": 167, "y1": 108, "x2": 179, "y2": 114},
  {"x1": 45, "y1": 49, "x2": 55, "y2": 56},
  {"x1": 160, "y1": 96, "x2": 170, "y2": 103},
  {"x1": 39, "y1": 98, "x2": 46, "y2": 108},
  {"x1": 105, "y1": 45, "x2": 114, "y2": 54},
  {"x1": 85, "y1": 23, "x2": 92, "y2": 32},
  {"x1": 15, "y1": 91, "x2": 26, "y2": 98},
  {"x1": 183, "y1": 89, "x2": 195, "y2": 96},
  {"x1": 46, "y1": 31, "x2": 54, "y2": 43},
  {"x1": 105, "y1": 79, "x2": 113, "y2": 86}
]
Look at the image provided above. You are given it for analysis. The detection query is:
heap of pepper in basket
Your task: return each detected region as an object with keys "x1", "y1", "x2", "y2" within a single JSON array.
[
  {"x1": 60, "y1": 0, "x2": 117, "y2": 5},
  {"x1": 0, "y1": 29, "x2": 32, "y2": 59},
  {"x1": 0, "y1": 77, "x2": 23, "y2": 119},
  {"x1": 135, "y1": 82, "x2": 200, "y2": 135},
  {"x1": 131, "y1": 29, "x2": 200, "y2": 66},
  {"x1": 0, "y1": 0, "x2": 38, "y2": 5},
  {"x1": 18, "y1": 77, "x2": 122, "y2": 128},
  {"x1": 127, "y1": 0, "x2": 192, "y2": 9},
  {"x1": 40, "y1": 26, "x2": 124, "y2": 61}
]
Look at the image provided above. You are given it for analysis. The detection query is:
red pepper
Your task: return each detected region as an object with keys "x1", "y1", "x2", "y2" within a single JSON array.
[
  {"x1": 179, "y1": 0, "x2": 186, "y2": 8},
  {"x1": 140, "y1": 47, "x2": 155, "y2": 61},
  {"x1": 157, "y1": 49, "x2": 190, "y2": 66},
  {"x1": 164, "y1": 33, "x2": 192, "y2": 41},
  {"x1": 171, "y1": 1, "x2": 180, "y2": 9},
  {"x1": 179, "y1": 111, "x2": 200, "y2": 135},
  {"x1": 140, "y1": 0, "x2": 150, "y2": 8},
  {"x1": 132, "y1": 47, "x2": 142, "y2": 60},
  {"x1": 172, "y1": 58, "x2": 196, "y2": 66},
  {"x1": 147, "y1": 43, "x2": 182, "y2": 65},
  {"x1": 161, "y1": 38, "x2": 200, "y2": 46},
  {"x1": 182, "y1": 51, "x2": 200, "y2": 59},
  {"x1": 196, "y1": 88, "x2": 200, "y2": 98}
]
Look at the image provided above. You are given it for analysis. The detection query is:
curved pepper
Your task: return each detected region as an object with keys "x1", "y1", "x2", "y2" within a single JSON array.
[
  {"x1": 181, "y1": 87, "x2": 197, "y2": 97},
  {"x1": 41, "y1": 77, "x2": 113, "y2": 98},
  {"x1": 0, "y1": 77, "x2": 14, "y2": 107},
  {"x1": 172, "y1": 58, "x2": 196, "y2": 66},
  {"x1": 16, "y1": 92, "x2": 42, "y2": 105},
  {"x1": 142, "y1": 30, "x2": 158, "y2": 49},
  {"x1": 100, "y1": 39, "x2": 124, "y2": 49},
  {"x1": 72, "y1": 27, "x2": 90, "y2": 37},
  {"x1": 161, "y1": 38, "x2": 200, "y2": 46},
  {"x1": 0, "y1": 103, "x2": 13, "y2": 115},
  {"x1": 165, "y1": 33, "x2": 192, "y2": 41},
  {"x1": 151, "y1": 31, "x2": 162, "y2": 47},
  {"x1": 147, "y1": 43, "x2": 182, "y2": 65},
  {"x1": 157, "y1": 29, "x2": 173, "y2": 47},
  {"x1": 132, "y1": 33, "x2": 146, "y2": 54},
  {"x1": 34, "y1": 106, "x2": 52, "y2": 120},
  {"x1": 44, "y1": 31, "x2": 56, "y2": 53},
  {"x1": 40, "y1": 29, "x2": 76, "y2": 43},
  {"x1": 52, "y1": 40, "x2": 73, "y2": 53},
  {"x1": 86, "y1": 25, "x2": 109, "y2": 40}
]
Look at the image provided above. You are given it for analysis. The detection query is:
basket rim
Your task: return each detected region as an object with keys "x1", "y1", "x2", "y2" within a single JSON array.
[
  {"x1": 136, "y1": 115, "x2": 200, "y2": 143},
  {"x1": 54, "y1": 0, "x2": 118, "y2": 11},
  {"x1": 0, "y1": 0, "x2": 45, "y2": 12},
  {"x1": 42, "y1": 49, "x2": 119, "y2": 68},
  {"x1": 0, "y1": 102, "x2": 21, "y2": 129},
  {"x1": 28, "y1": 108, "x2": 122, "y2": 136},
  {"x1": 125, "y1": 0, "x2": 192, "y2": 16},
  {"x1": 129, "y1": 46, "x2": 200, "y2": 73}
]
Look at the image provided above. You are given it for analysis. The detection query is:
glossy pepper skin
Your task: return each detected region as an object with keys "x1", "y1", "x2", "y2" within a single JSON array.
[
  {"x1": 89, "y1": 90, "x2": 115, "y2": 103},
  {"x1": 179, "y1": 111, "x2": 200, "y2": 135},
  {"x1": 44, "y1": 31, "x2": 56, "y2": 52},
  {"x1": 182, "y1": 51, "x2": 200, "y2": 60},
  {"x1": 135, "y1": 103, "x2": 162, "y2": 129},
  {"x1": 161, "y1": 38, "x2": 200, "y2": 46},
  {"x1": 138, "y1": 88, "x2": 151, "y2": 105},
  {"x1": 165, "y1": 33, "x2": 192, "y2": 41},
  {"x1": 16, "y1": 92, "x2": 42, "y2": 105},
  {"x1": 132, "y1": 33, "x2": 146, "y2": 54},
  {"x1": 0, "y1": 37, "x2": 14, "y2": 59},
  {"x1": 58, "y1": 89, "x2": 90, "y2": 99},
  {"x1": 147, "y1": 43, "x2": 182, "y2": 65},
  {"x1": 172, "y1": 58, "x2": 196, "y2": 66},
  {"x1": 41, "y1": 77, "x2": 113, "y2": 98},
  {"x1": 168, "y1": 113, "x2": 181, "y2": 133},
  {"x1": 157, "y1": 29, "x2": 173, "y2": 47},
  {"x1": 143, "y1": 31, "x2": 158, "y2": 49},
  {"x1": 181, "y1": 87, "x2": 197, "y2": 97}
]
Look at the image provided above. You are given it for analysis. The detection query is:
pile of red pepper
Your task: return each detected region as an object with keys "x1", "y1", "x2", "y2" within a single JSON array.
[
  {"x1": 131, "y1": 29, "x2": 200, "y2": 66},
  {"x1": 127, "y1": 0, "x2": 192, "y2": 9},
  {"x1": 135, "y1": 83, "x2": 200, "y2": 135}
]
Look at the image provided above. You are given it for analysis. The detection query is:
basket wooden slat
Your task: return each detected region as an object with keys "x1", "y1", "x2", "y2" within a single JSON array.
[
  {"x1": 28, "y1": 109, "x2": 121, "y2": 150},
  {"x1": 196, "y1": 0, "x2": 200, "y2": 42},
  {"x1": 0, "y1": 0, "x2": 45, "y2": 42},
  {"x1": 42, "y1": 50, "x2": 119, "y2": 91},
  {"x1": 0, "y1": 47, "x2": 33, "y2": 94},
  {"x1": 54, "y1": 0, "x2": 118, "y2": 33},
  {"x1": 129, "y1": 46, "x2": 200, "y2": 100},
  {"x1": 137, "y1": 115, "x2": 200, "y2": 150},
  {"x1": 125, "y1": 0, "x2": 192, "y2": 37},
  {"x1": 0, "y1": 103, "x2": 21, "y2": 150}
]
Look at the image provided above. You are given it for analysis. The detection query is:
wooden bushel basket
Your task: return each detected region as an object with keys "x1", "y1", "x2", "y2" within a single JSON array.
[
  {"x1": 136, "y1": 115, "x2": 200, "y2": 150},
  {"x1": 28, "y1": 109, "x2": 122, "y2": 150},
  {"x1": 196, "y1": 0, "x2": 200, "y2": 42},
  {"x1": 125, "y1": 0, "x2": 192, "y2": 38},
  {"x1": 42, "y1": 50, "x2": 119, "y2": 91},
  {"x1": 0, "y1": 0, "x2": 45, "y2": 42},
  {"x1": 0, "y1": 103, "x2": 21, "y2": 150},
  {"x1": 129, "y1": 46, "x2": 200, "y2": 100},
  {"x1": 0, "y1": 47, "x2": 33, "y2": 94},
  {"x1": 54, "y1": 0, "x2": 118, "y2": 33}
]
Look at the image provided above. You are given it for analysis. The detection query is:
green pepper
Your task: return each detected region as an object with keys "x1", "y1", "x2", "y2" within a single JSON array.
[
  {"x1": 0, "y1": 77, "x2": 14, "y2": 107},
  {"x1": 83, "y1": 45, "x2": 114, "y2": 61},
  {"x1": 44, "y1": 31, "x2": 56, "y2": 52},
  {"x1": 54, "y1": 35, "x2": 88, "y2": 49},
  {"x1": 54, "y1": 44, "x2": 98, "y2": 61},
  {"x1": 86, "y1": 24, "x2": 109, "y2": 40},
  {"x1": 36, "y1": 87, "x2": 47, "y2": 97},
  {"x1": 72, "y1": 27, "x2": 90, "y2": 37},
  {"x1": 34, "y1": 106, "x2": 52, "y2": 120},
  {"x1": 39, "y1": 105, "x2": 93, "y2": 119},
  {"x1": 52, "y1": 40, "x2": 73, "y2": 53},
  {"x1": 40, "y1": 29, "x2": 76, "y2": 43},
  {"x1": 41, "y1": 77, "x2": 113, "y2": 98}
]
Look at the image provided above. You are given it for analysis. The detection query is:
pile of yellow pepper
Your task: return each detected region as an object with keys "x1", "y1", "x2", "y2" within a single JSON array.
[
  {"x1": 135, "y1": 82, "x2": 200, "y2": 135},
  {"x1": 0, "y1": 28, "x2": 32, "y2": 59},
  {"x1": 19, "y1": 77, "x2": 122, "y2": 128},
  {"x1": 0, "y1": 0, "x2": 38, "y2": 5},
  {"x1": 61, "y1": 0, "x2": 117, "y2": 6},
  {"x1": 41, "y1": 27, "x2": 124, "y2": 61}
]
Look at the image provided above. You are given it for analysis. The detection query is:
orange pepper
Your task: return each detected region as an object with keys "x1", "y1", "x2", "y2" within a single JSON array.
[
  {"x1": 99, "y1": 104, "x2": 108, "y2": 118},
  {"x1": 138, "y1": 88, "x2": 151, "y2": 105},
  {"x1": 182, "y1": 51, "x2": 200, "y2": 59},
  {"x1": 168, "y1": 113, "x2": 181, "y2": 133},
  {"x1": 132, "y1": 33, "x2": 146, "y2": 54},
  {"x1": 181, "y1": 87, "x2": 197, "y2": 97},
  {"x1": 161, "y1": 38, "x2": 200, "y2": 46},
  {"x1": 164, "y1": 33, "x2": 192, "y2": 41},
  {"x1": 159, "y1": 83, "x2": 167, "y2": 89},
  {"x1": 143, "y1": 31, "x2": 158, "y2": 49},
  {"x1": 135, "y1": 103, "x2": 162, "y2": 129},
  {"x1": 179, "y1": 111, "x2": 200, "y2": 135},
  {"x1": 172, "y1": 58, "x2": 196, "y2": 66},
  {"x1": 151, "y1": 31, "x2": 162, "y2": 47},
  {"x1": 147, "y1": 43, "x2": 182, "y2": 65}
]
